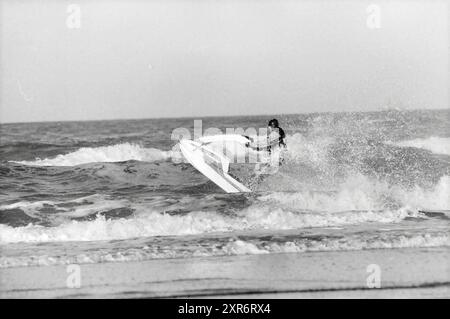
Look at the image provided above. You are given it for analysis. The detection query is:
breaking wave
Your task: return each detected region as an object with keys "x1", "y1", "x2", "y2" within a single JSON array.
[
  {"x1": 1, "y1": 173, "x2": 448, "y2": 244},
  {"x1": 258, "y1": 175, "x2": 450, "y2": 212},
  {"x1": 11, "y1": 143, "x2": 172, "y2": 166},
  {"x1": 0, "y1": 206, "x2": 423, "y2": 244},
  {"x1": 1, "y1": 232, "x2": 448, "y2": 268}
]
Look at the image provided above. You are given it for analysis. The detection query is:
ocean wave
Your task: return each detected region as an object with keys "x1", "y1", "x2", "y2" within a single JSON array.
[
  {"x1": 257, "y1": 175, "x2": 450, "y2": 212},
  {"x1": 387, "y1": 137, "x2": 450, "y2": 156},
  {"x1": 224, "y1": 234, "x2": 450, "y2": 255},
  {"x1": 1, "y1": 174, "x2": 448, "y2": 243},
  {"x1": 0, "y1": 194, "x2": 131, "y2": 222},
  {"x1": 1, "y1": 232, "x2": 448, "y2": 268},
  {"x1": 11, "y1": 143, "x2": 172, "y2": 166},
  {"x1": 0, "y1": 206, "x2": 421, "y2": 244}
]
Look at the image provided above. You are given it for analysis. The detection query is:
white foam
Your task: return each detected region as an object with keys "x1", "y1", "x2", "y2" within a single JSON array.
[
  {"x1": 224, "y1": 240, "x2": 270, "y2": 255},
  {"x1": 1, "y1": 173, "x2": 448, "y2": 244},
  {"x1": 387, "y1": 137, "x2": 450, "y2": 156},
  {"x1": 12, "y1": 143, "x2": 171, "y2": 166},
  {"x1": 2, "y1": 174, "x2": 449, "y2": 244},
  {"x1": 224, "y1": 234, "x2": 450, "y2": 255},
  {"x1": 257, "y1": 175, "x2": 450, "y2": 212},
  {"x1": 391, "y1": 175, "x2": 450, "y2": 210},
  {"x1": 0, "y1": 205, "x2": 421, "y2": 244},
  {"x1": 1, "y1": 233, "x2": 448, "y2": 268}
]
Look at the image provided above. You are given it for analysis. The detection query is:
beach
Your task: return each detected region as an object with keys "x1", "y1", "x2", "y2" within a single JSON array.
[{"x1": 1, "y1": 247, "x2": 448, "y2": 298}]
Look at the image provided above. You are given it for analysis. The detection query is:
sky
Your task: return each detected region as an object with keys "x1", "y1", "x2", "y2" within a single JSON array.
[{"x1": 0, "y1": 0, "x2": 448, "y2": 123}]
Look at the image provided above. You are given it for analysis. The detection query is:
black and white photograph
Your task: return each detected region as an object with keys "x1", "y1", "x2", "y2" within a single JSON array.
[{"x1": 0, "y1": 0, "x2": 449, "y2": 301}]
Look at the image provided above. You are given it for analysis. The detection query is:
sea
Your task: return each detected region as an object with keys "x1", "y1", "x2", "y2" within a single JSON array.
[{"x1": 0, "y1": 109, "x2": 449, "y2": 269}]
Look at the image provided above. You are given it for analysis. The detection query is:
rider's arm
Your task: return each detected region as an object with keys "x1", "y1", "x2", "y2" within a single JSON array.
[{"x1": 244, "y1": 132, "x2": 279, "y2": 150}]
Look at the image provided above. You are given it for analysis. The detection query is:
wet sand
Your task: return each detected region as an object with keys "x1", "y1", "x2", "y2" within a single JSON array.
[{"x1": 1, "y1": 247, "x2": 449, "y2": 298}]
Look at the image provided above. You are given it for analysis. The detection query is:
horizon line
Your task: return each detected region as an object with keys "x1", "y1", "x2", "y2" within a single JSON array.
[{"x1": 0, "y1": 106, "x2": 448, "y2": 125}]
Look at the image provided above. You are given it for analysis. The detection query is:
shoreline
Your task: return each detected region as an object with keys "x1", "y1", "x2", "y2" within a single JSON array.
[{"x1": 1, "y1": 247, "x2": 449, "y2": 298}]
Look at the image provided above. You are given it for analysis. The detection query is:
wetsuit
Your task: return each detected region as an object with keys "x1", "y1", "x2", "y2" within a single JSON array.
[{"x1": 267, "y1": 127, "x2": 286, "y2": 153}]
